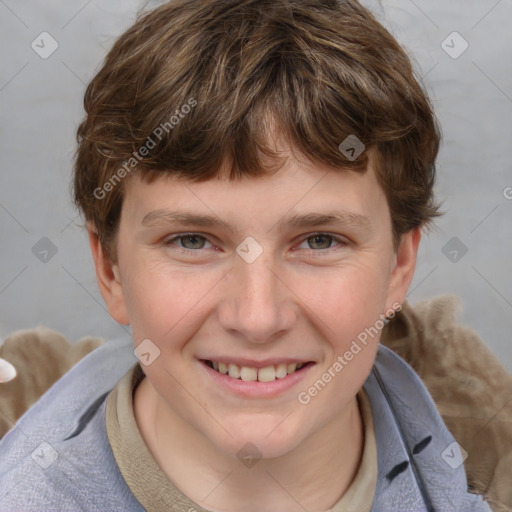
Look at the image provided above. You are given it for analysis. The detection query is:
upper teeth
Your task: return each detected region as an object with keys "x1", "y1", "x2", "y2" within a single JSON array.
[{"x1": 210, "y1": 361, "x2": 304, "y2": 382}]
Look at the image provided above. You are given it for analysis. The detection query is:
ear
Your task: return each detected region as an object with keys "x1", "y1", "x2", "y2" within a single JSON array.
[
  {"x1": 384, "y1": 228, "x2": 421, "y2": 312},
  {"x1": 87, "y1": 223, "x2": 130, "y2": 325}
]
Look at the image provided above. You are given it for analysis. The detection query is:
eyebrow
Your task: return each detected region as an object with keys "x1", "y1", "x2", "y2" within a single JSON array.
[{"x1": 140, "y1": 208, "x2": 372, "y2": 233}]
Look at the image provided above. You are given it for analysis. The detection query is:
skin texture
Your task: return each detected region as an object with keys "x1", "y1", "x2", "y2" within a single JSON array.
[{"x1": 88, "y1": 146, "x2": 420, "y2": 512}]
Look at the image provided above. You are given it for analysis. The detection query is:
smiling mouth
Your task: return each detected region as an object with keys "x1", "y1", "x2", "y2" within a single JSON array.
[{"x1": 201, "y1": 359, "x2": 314, "y2": 382}]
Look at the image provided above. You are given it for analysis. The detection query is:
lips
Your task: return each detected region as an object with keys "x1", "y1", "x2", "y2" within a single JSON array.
[{"x1": 201, "y1": 359, "x2": 313, "y2": 382}]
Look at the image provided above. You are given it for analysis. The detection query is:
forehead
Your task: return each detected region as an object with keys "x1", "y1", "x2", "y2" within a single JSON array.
[
  {"x1": 121, "y1": 153, "x2": 391, "y2": 238},
  {"x1": 123, "y1": 146, "x2": 387, "y2": 218}
]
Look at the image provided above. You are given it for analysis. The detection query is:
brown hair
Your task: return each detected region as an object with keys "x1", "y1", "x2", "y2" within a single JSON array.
[{"x1": 74, "y1": 0, "x2": 441, "y2": 261}]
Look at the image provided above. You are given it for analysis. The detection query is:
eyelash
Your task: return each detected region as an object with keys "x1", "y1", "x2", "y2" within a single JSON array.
[{"x1": 162, "y1": 232, "x2": 349, "y2": 256}]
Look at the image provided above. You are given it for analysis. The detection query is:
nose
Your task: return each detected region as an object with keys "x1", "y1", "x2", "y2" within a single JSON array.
[{"x1": 218, "y1": 252, "x2": 297, "y2": 344}]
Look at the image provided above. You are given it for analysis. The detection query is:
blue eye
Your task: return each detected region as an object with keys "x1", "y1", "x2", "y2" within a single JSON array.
[
  {"x1": 297, "y1": 233, "x2": 348, "y2": 251},
  {"x1": 165, "y1": 233, "x2": 212, "y2": 250},
  {"x1": 163, "y1": 232, "x2": 348, "y2": 255}
]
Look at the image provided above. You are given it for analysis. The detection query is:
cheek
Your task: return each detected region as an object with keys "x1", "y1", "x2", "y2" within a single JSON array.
[
  {"x1": 121, "y1": 257, "x2": 216, "y2": 345},
  {"x1": 293, "y1": 263, "x2": 386, "y2": 423},
  {"x1": 292, "y1": 258, "x2": 391, "y2": 344}
]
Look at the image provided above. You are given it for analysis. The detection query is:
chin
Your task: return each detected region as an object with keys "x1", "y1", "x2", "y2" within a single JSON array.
[{"x1": 207, "y1": 416, "x2": 307, "y2": 461}]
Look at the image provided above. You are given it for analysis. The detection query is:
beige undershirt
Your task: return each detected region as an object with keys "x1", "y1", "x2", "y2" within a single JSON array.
[{"x1": 106, "y1": 364, "x2": 378, "y2": 512}]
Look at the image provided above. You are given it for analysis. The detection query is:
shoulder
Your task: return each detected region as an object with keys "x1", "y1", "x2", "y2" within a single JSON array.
[
  {"x1": 365, "y1": 344, "x2": 491, "y2": 511},
  {"x1": 0, "y1": 336, "x2": 143, "y2": 511},
  {"x1": 0, "y1": 326, "x2": 104, "y2": 438},
  {"x1": 380, "y1": 294, "x2": 512, "y2": 508}
]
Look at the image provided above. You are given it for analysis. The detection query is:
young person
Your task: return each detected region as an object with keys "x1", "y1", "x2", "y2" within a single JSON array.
[{"x1": 0, "y1": 0, "x2": 492, "y2": 510}]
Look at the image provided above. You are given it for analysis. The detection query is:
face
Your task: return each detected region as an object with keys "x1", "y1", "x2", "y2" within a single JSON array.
[{"x1": 94, "y1": 150, "x2": 418, "y2": 460}]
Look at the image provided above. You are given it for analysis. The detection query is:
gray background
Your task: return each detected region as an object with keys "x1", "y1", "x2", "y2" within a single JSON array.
[{"x1": 1, "y1": 1, "x2": 511, "y2": 370}]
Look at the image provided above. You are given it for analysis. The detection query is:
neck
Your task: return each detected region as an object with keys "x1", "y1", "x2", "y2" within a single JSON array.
[{"x1": 134, "y1": 377, "x2": 364, "y2": 512}]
